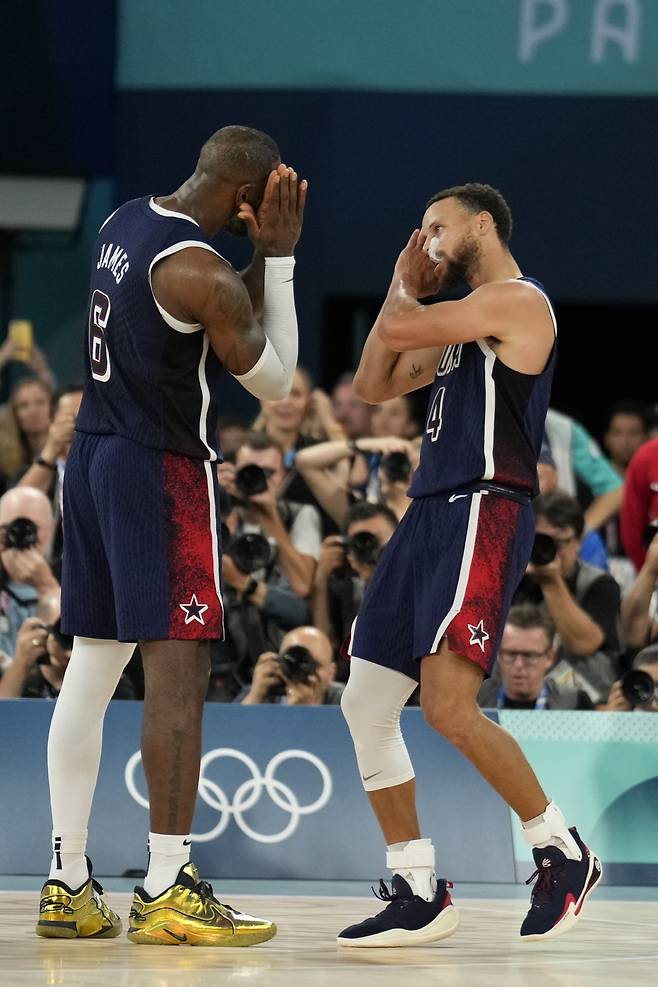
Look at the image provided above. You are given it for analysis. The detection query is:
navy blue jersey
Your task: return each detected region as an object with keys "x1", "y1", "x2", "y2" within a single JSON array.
[
  {"x1": 76, "y1": 196, "x2": 225, "y2": 461},
  {"x1": 408, "y1": 277, "x2": 556, "y2": 498}
]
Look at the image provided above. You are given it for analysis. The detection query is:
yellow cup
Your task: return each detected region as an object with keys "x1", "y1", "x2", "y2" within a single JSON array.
[{"x1": 8, "y1": 319, "x2": 33, "y2": 363}]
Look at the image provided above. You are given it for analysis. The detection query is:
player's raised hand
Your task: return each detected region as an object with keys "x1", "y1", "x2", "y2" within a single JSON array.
[
  {"x1": 393, "y1": 229, "x2": 442, "y2": 299},
  {"x1": 239, "y1": 163, "x2": 308, "y2": 257}
]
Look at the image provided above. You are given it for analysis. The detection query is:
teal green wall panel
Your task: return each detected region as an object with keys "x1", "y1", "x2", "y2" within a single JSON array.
[{"x1": 117, "y1": 0, "x2": 658, "y2": 94}]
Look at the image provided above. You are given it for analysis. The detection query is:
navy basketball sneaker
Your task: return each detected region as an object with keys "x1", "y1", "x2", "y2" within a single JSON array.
[
  {"x1": 337, "y1": 875, "x2": 459, "y2": 947},
  {"x1": 520, "y1": 828, "x2": 602, "y2": 941}
]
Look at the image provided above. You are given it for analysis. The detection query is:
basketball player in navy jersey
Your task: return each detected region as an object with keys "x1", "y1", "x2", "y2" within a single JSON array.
[
  {"x1": 36, "y1": 126, "x2": 307, "y2": 946},
  {"x1": 338, "y1": 185, "x2": 601, "y2": 947}
]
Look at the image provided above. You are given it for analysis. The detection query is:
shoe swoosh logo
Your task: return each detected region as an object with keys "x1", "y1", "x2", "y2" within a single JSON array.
[
  {"x1": 362, "y1": 771, "x2": 383, "y2": 781},
  {"x1": 164, "y1": 928, "x2": 187, "y2": 942},
  {"x1": 448, "y1": 494, "x2": 468, "y2": 503},
  {"x1": 182, "y1": 840, "x2": 192, "y2": 846}
]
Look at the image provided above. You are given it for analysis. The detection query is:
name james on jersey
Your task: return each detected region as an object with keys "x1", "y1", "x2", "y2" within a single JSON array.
[{"x1": 97, "y1": 242, "x2": 130, "y2": 285}]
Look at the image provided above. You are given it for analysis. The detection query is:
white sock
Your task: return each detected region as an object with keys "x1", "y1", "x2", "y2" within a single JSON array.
[
  {"x1": 144, "y1": 833, "x2": 192, "y2": 898},
  {"x1": 47, "y1": 637, "x2": 135, "y2": 884},
  {"x1": 48, "y1": 831, "x2": 89, "y2": 889},
  {"x1": 521, "y1": 801, "x2": 582, "y2": 861},
  {"x1": 386, "y1": 838, "x2": 437, "y2": 902}
]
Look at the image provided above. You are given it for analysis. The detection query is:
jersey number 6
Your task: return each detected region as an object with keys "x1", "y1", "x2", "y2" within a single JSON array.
[{"x1": 89, "y1": 289, "x2": 111, "y2": 382}]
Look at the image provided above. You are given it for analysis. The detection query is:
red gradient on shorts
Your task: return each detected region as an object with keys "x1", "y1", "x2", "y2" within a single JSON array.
[
  {"x1": 163, "y1": 453, "x2": 223, "y2": 639},
  {"x1": 446, "y1": 494, "x2": 521, "y2": 673}
]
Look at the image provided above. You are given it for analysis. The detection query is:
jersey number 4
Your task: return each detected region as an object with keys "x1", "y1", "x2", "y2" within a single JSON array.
[
  {"x1": 425, "y1": 386, "x2": 445, "y2": 442},
  {"x1": 89, "y1": 289, "x2": 111, "y2": 382}
]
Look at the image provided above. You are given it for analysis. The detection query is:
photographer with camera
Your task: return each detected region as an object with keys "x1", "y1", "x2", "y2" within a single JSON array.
[
  {"x1": 311, "y1": 501, "x2": 399, "y2": 664},
  {"x1": 478, "y1": 604, "x2": 594, "y2": 710},
  {"x1": 218, "y1": 431, "x2": 320, "y2": 599},
  {"x1": 0, "y1": 617, "x2": 135, "y2": 699},
  {"x1": 0, "y1": 486, "x2": 59, "y2": 667},
  {"x1": 515, "y1": 491, "x2": 621, "y2": 703},
  {"x1": 239, "y1": 626, "x2": 343, "y2": 705},
  {"x1": 295, "y1": 435, "x2": 418, "y2": 530},
  {"x1": 213, "y1": 433, "x2": 321, "y2": 694},
  {"x1": 598, "y1": 644, "x2": 658, "y2": 713}
]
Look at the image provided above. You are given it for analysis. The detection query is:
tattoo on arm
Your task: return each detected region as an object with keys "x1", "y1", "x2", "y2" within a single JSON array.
[{"x1": 409, "y1": 363, "x2": 423, "y2": 379}]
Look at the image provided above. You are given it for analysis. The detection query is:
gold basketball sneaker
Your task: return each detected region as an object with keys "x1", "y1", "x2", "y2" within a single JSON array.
[
  {"x1": 36, "y1": 862, "x2": 122, "y2": 939},
  {"x1": 127, "y1": 863, "x2": 276, "y2": 947}
]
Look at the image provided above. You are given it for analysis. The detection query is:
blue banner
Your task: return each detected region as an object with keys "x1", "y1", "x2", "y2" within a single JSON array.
[
  {"x1": 0, "y1": 701, "x2": 513, "y2": 882},
  {"x1": 2, "y1": 702, "x2": 656, "y2": 883}
]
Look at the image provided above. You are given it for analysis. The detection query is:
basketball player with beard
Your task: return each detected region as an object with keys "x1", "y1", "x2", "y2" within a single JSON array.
[{"x1": 338, "y1": 184, "x2": 602, "y2": 946}]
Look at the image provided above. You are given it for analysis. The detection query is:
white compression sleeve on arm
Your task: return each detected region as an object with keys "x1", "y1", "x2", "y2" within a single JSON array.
[{"x1": 232, "y1": 256, "x2": 298, "y2": 400}]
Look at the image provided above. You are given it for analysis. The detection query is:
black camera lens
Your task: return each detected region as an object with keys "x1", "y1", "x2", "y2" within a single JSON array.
[
  {"x1": 620, "y1": 669, "x2": 656, "y2": 708},
  {"x1": 3, "y1": 517, "x2": 38, "y2": 550},
  {"x1": 229, "y1": 532, "x2": 272, "y2": 574},
  {"x1": 642, "y1": 519, "x2": 658, "y2": 550},
  {"x1": 346, "y1": 531, "x2": 382, "y2": 566},
  {"x1": 234, "y1": 464, "x2": 270, "y2": 498},
  {"x1": 277, "y1": 645, "x2": 318, "y2": 683},
  {"x1": 380, "y1": 451, "x2": 412, "y2": 483},
  {"x1": 49, "y1": 617, "x2": 74, "y2": 653},
  {"x1": 530, "y1": 533, "x2": 557, "y2": 566}
]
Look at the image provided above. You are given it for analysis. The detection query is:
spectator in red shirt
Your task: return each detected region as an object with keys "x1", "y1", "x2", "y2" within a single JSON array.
[{"x1": 621, "y1": 438, "x2": 658, "y2": 572}]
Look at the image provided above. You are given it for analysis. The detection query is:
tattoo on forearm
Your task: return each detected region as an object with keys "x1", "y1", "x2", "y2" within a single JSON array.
[{"x1": 409, "y1": 363, "x2": 423, "y2": 379}]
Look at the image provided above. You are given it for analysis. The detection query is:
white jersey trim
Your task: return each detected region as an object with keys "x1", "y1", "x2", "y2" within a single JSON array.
[
  {"x1": 148, "y1": 197, "x2": 200, "y2": 225},
  {"x1": 430, "y1": 491, "x2": 484, "y2": 652},
  {"x1": 148, "y1": 240, "x2": 222, "y2": 334},
  {"x1": 204, "y1": 460, "x2": 224, "y2": 613},
  {"x1": 522, "y1": 279, "x2": 558, "y2": 337},
  {"x1": 476, "y1": 339, "x2": 497, "y2": 480},
  {"x1": 98, "y1": 207, "x2": 120, "y2": 233},
  {"x1": 197, "y1": 333, "x2": 216, "y2": 461}
]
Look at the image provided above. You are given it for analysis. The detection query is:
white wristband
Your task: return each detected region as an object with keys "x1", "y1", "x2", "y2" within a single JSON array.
[{"x1": 232, "y1": 256, "x2": 298, "y2": 400}]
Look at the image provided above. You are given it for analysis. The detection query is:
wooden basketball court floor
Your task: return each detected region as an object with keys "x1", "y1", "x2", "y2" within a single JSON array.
[{"x1": 3, "y1": 880, "x2": 658, "y2": 987}]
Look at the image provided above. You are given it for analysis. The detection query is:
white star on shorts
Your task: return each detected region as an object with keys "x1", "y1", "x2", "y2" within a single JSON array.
[
  {"x1": 179, "y1": 594, "x2": 209, "y2": 625},
  {"x1": 467, "y1": 619, "x2": 490, "y2": 652}
]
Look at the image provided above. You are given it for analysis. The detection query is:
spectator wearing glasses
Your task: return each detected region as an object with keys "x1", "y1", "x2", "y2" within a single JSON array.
[
  {"x1": 514, "y1": 491, "x2": 621, "y2": 704},
  {"x1": 478, "y1": 604, "x2": 594, "y2": 710}
]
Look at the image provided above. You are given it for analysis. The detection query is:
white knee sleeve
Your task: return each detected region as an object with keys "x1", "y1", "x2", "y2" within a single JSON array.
[
  {"x1": 341, "y1": 656, "x2": 417, "y2": 792},
  {"x1": 48, "y1": 637, "x2": 135, "y2": 832}
]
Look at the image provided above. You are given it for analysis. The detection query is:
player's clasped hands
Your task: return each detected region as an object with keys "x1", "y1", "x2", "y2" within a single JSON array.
[{"x1": 238, "y1": 163, "x2": 308, "y2": 257}]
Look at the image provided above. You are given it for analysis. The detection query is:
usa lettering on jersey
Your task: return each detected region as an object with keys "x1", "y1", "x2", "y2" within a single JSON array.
[
  {"x1": 97, "y1": 242, "x2": 130, "y2": 285},
  {"x1": 436, "y1": 344, "x2": 463, "y2": 377}
]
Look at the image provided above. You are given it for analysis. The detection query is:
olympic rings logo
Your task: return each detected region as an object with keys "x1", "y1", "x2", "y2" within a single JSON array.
[{"x1": 124, "y1": 748, "x2": 333, "y2": 844}]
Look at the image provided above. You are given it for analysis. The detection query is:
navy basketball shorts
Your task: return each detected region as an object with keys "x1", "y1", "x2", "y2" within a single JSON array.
[
  {"x1": 61, "y1": 432, "x2": 224, "y2": 642},
  {"x1": 348, "y1": 487, "x2": 535, "y2": 679}
]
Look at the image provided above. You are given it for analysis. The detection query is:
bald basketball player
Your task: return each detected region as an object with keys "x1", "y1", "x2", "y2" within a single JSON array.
[{"x1": 36, "y1": 126, "x2": 307, "y2": 947}]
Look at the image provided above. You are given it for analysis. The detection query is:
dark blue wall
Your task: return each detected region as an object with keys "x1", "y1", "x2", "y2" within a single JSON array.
[{"x1": 0, "y1": 0, "x2": 116, "y2": 175}]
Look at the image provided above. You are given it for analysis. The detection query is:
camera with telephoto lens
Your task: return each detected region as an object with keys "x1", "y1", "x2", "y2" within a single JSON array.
[
  {"x1": 226, "y1": 530, "x2": 274, "y2": 575},
  {"x1": 530, "y1": 532, "x2": 557, "y2": 566},
  {"x1": 642, "y1": 518, "x2": 658, "y2": 550},
  {"x1": 380, "y1": 451, "x2": 412, "y2": 483},
  {"x1": 342, "y1": 531, "x2": 383, "y2": 567},
  {"x1": 2, "y1": 517, "x2": 38, "y2": 551},
  {"x1": 49, "y1": 617, "x2": 74, "y2": 653},
  {"x1": 620, "y1": 669, "x2": 656, "y2": 708},
  {"x1": 277, "y1": 644, "x2": 318, "y2": 684},
  {"x1": 234, "y1": 464, "x2": 270, "y2": 498},
  {"x1": 34, "y1": 617, "x2": 75, "y2": 667}
]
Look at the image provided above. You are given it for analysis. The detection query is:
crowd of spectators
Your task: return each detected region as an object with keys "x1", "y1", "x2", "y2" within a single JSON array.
[{"x1": 1, "y1": 332, "x2": 657, "y2": 715}]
